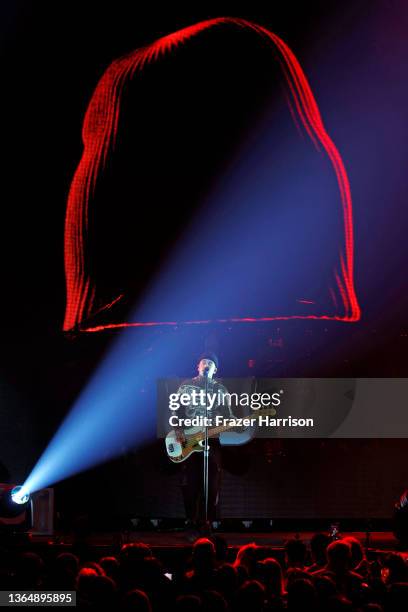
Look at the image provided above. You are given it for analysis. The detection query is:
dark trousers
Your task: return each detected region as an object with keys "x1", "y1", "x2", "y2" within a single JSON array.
[{"x1": 180, "y1": 442, "x2": 222, "y2": 524}]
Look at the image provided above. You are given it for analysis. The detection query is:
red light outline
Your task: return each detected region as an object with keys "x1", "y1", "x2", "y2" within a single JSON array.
[{"x1": 64, "y1": 17, "x2": 361, "y2": 332}]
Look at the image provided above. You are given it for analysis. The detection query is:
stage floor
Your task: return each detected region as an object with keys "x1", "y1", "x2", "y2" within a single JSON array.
[{"x1": 32, "y1": 530, "x2": 400, "y2": 551}]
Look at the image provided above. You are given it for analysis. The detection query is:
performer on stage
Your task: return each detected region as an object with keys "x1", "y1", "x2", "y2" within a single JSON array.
[{"x1": 174, "y1": 352, "x2": 233, "y2": 529}]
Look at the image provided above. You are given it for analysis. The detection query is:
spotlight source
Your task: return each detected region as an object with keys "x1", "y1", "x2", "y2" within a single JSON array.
[
  {"x1": 0, "y1": 484, "x2": 32, "y2": 524},
  {"x1": 11, "y1": 486, "x2": 30, "y2": 505}
]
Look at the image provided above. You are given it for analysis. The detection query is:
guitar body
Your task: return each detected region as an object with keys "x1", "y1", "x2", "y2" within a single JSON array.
[
  {"x1": 165, "y1": 409, "x2": 276, "y2": 462},
  {"x1": 165, "y1": 428, "x2": 205, "y2": 463}
]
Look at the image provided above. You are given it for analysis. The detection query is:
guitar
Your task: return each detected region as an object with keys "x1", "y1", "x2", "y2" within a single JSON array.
[{"x1": 165, "y1": 408, "x2": 277, "y2": 463}]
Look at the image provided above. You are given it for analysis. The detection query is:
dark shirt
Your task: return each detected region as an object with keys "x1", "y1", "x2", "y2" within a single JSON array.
[{"x1": 176, "y1": 376, "x2": 233, "y2": 423}]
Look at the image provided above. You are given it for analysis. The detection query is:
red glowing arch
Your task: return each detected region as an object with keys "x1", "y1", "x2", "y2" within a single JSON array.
[{"x1": 64, "y1": 17, "x2": 360, "y2": 332}]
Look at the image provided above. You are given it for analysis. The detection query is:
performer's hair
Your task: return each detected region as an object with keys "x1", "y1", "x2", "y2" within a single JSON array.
[{"x1": 198, "y1": 352, "x2": 219, "y2": 369}]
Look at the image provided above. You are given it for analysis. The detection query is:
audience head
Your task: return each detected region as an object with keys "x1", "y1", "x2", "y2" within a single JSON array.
[
  {"x1": 119, "y1": 542, "x2": 153, "y2": 588},
  {"x1": 285, "y1": 538, "x2": 307, "y2": 568},
  {"x1": 14, "y1": 552, "x2": 44, "y2": 589},
  {"x1": 122, "y1": 588, "x2": 152, "y2": 612},
  {"x1": 120, "y1": 542, "x2": 152, "y2": 566},
  {"x1": 383, "y1": 552, "x2": 408, "y2": 583},
  {"x1": 192, "y1": 538, "x2": 216, "y2": 573},
  {"x1": 310, "y1": 532, "x2": 331, "y2": 566},
  {"x1": 201, "y1": 589, "x2": 228, "y2": 612},
  {"x1": 49, "y1": 552, "x2": 79, "y2": 589},
  {"x1": 326, "y1": 540, "x2": 352, "y2": 573},
  {"x1": 99, "y1": 555, "x2": 120, "y2": 582},
  {"x1": 236, "y1": 579, "x2": 266, "y2": 612},
  {"x1": 79, "y1": 561, "x2": 105, "y2": 576},
  {"x1": 77, "y1": 573, "x2": 116, "y2": 607},
  {"x1": 234, "y1": 542, "x2": 259, "y2": 575},
  {"x1": 175, "y1": 594, "x2": 202, "y2": 612},
  {"x1": 256, "y1": 557, "x2": 284, "y2": 597},
  {"x1": 138, "y1": 555, "x2": 164, "y2": 589}
]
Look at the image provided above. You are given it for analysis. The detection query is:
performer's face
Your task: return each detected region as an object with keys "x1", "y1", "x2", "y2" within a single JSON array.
[{"x1": 198, "y1": 359, "x2": 217, "y2": 378}]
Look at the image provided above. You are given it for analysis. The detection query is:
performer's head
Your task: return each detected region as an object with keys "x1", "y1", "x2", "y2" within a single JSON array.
[{"x1": 197, "y1": 352, "x2": 218, "y2": 379}]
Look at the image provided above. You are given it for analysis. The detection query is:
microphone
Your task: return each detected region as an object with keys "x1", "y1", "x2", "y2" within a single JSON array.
[{"x1": 203, "y1": 365, "x2": 211, "y2": 377}]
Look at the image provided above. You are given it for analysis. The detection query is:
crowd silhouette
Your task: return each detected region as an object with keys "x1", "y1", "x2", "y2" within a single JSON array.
[{"x1": 1, "y1": 533, "x2": 407, "y2": 610}]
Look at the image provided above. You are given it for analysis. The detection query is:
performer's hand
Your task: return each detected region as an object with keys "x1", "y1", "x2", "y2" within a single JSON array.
[{"x1": 175, "y1": 429, "x2": 186, "y2": 444}]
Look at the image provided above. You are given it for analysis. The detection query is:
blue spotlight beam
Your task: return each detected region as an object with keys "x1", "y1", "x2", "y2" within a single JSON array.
[{"x1": 20, "y1": 331, "x2": 189, "y2": 497}]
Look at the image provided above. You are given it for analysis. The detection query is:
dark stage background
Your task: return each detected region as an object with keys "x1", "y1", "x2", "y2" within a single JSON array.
[{"x1": 0, "y1": 1, "x2": 407, "y2": 525}]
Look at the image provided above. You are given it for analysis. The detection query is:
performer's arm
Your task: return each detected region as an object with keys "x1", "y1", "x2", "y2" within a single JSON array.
[{"x1": 174, "y1": 427, "x2": 186, "y2": 443}]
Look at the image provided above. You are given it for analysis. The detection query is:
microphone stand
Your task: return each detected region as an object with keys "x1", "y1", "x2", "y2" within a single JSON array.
[{"x1": 203, "y1": 369, "x2": 210, "y2": 532}]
